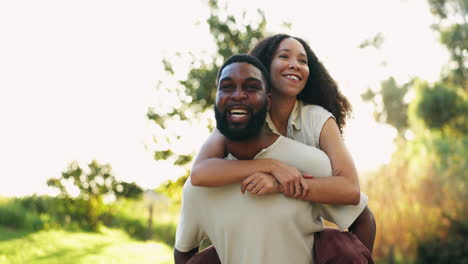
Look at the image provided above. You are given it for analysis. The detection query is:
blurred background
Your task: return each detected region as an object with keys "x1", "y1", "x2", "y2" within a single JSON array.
[{"x1": 0, "y1": 0, "x2": 466, "y2": 263}]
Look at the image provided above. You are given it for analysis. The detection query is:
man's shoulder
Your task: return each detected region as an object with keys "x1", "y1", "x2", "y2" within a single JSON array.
[{"x1": 258, "y1": 135, "x2": 325, "y2": 159}]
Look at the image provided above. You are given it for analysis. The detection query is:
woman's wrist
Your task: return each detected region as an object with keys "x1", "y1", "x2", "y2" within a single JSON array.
[{"x1": 261, "y1": 158, "x2": 276, "y2": 174}]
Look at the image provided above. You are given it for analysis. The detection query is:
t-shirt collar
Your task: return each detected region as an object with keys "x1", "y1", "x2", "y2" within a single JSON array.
[{"x1": 289, "y1": 100, "x2": 302, "y2": 131}]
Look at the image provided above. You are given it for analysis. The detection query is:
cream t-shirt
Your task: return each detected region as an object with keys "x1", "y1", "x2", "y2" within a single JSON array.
[{"x1": 175, "y1": 136, "x2": 366, "y2": 264}]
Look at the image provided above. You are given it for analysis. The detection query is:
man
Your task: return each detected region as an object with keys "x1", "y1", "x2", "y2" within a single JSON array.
[{"x1": 174, "y1": 54, "x2": 372, "y2": 264}]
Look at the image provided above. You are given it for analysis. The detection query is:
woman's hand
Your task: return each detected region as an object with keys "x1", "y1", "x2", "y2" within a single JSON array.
[
  {"x1": 241, "y1": 172, "x2": 280, "y2": 195},
  {"x1": 268, "y1": 159, "x2": 310, "y2": 198}
]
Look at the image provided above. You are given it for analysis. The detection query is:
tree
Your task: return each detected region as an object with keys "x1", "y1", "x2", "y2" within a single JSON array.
[
  {"x1": 147, "y1": 0, "x2": 268, "y2": 188},
  {"x1": 410, "y1": 80, "x2": 467, "y2": 136},
  {"x1": 428, "y1": 0, "x2": 467, "y2": 89},
  {"x1": 47, "y1": 160, "x2": 143, "y2": 230},
  {"x1": 361, "y1": 0, "x2": 467, "y2": 138},
  {"x1": 361, "y1": 0, "x2": 468, "y2": 261},
  {"x1": 361, "y1": 77, "x2": 412, "y2": 138}
]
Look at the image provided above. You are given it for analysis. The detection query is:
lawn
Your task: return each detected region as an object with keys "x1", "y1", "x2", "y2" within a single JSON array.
[{"x1": 0, "y1": 226, "x2": 174, "y2": 264}]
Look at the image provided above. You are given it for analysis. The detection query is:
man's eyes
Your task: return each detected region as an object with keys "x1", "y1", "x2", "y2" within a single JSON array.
[
  {"x1": 219, "y1": 84, "x2": 233, "y2": 90},
  {"x1": 246, "y1": 85, "x2": 261, "y2": 90},
  {"x1": 219, "y1": 84, "x2": 260, "y2": 91}
]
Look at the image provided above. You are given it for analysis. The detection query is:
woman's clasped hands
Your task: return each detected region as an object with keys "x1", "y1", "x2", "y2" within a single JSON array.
[{"x1": 240, "y1": 159, "x2": 313, "y2": 199}]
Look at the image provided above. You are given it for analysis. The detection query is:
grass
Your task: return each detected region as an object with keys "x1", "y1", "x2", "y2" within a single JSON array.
[{"x1": 0, "y1": 226, "x2": 174, "y2": 264}]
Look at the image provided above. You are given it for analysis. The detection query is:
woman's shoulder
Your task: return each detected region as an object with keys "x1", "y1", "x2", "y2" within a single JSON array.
[{"x1": 299, "y1": 102, "x2": 334, "y2": 120}]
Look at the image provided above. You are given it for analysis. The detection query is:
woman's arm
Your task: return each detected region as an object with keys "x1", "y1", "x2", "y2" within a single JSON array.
[
  {"x1": 191, "y1": 129, "x2": 304, "y2": 188},
  {"x1": 299, "y1": 118, "x2": 360, "y2": 204}
]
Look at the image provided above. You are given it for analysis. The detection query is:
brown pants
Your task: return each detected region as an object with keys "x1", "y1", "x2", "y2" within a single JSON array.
[{"x1": 187, "y1": 228, "x2": 374, "y2": 264}]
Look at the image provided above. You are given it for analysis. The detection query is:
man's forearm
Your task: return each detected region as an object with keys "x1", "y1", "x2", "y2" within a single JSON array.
[
  {"x1": 174, "y1": 247, "x2": 199, "y2": 264},
  {"x1": 349, "y1": 206, "x2": 376, "y2": 253}
]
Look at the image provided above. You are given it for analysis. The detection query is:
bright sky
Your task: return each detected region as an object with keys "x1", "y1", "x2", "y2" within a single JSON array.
[{"x1": 0, "y1": 0, "x2": 448, "y2": 197}]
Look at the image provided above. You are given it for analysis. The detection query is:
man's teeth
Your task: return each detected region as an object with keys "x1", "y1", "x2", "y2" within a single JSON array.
[
  {"x1": 230, "y1": 109, "x2": 248, "y2": 115},
  {"x1": 285, "y1": 75, "x2": 299, "y2": 81}
]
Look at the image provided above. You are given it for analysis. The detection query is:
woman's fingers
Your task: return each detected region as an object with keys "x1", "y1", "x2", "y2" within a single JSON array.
[
  {"x1": 300, "y1": 179, "x2": 309, "y2": 199},
  {"x1": 256, "y1": 187, "x2": 266, "y2": 195},
  {"x1": 287, "y1": 182, "x2": 293, "y2": 196},
  {"x1": 246, "y1": 181, "x2": 257, "y2": 192},
  {"x1": 293, "y1": 180, "x2": 302, "y2": 198},
  {"x1": 241, "y1": 175, "x2": 255, "y2": 193}
]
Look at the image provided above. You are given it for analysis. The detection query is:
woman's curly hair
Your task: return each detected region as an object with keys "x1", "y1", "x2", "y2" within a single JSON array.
[{"x1": 249, "y1": 34, "x2": 352, "y2": 133}]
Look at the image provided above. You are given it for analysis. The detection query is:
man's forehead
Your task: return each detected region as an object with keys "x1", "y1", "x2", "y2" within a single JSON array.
[{"x1": 219, "y1": 62, "x2": 264, "y2": 81}]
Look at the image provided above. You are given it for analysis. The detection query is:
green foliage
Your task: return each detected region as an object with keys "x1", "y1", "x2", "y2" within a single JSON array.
[
  {"x1": 0, "y1": 195, "x2": 178, "y2": 246},
  {"x1": 361, "y1": 77, "x2": 411, "y2": 136},
  {"x1": 428, "y1": 0, "x2": 467, "y2": 89},
  {"x1": 428, "y1": 0, "x2": 468, "y2": 19},
  {"x1": 439, "y1": 23, "x2": 468, "y2": 88},
  {"x1": 362, "y1": 1, "x2": 467, "y2": 261},
  {"x1": 416, "y1": 219, "x2": 468, "y2": 264},
  {"x1": 155, "y1": 173, "x2": 189, "y2": 203},
  {"x1": 0, "y1": 202, "x2": 43, "y2": 230},
  {"x1": 411, "y1": 81, "x2": 467, "y2": 135},
  {"x1": 0, "y1": 196, "x2": 77, "y2": 231},
  {"x1": 358, "y1": 32, "x2": 384, "y2": 49},
  {"x1": 147, "y1": 1, "x2": 268, "y2": 185},
  {"x1": 47, "y1": 160, "x2": 143, "y2": 230}
]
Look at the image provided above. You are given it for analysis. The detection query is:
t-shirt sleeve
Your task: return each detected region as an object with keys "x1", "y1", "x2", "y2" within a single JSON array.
[
  {"x1": 317, "y1": 192, "x2": 368, "y2": 231},
  {"x1": 174, "y1": 181, "x2": 207, "y2": 252},
  {"x1": 310, "y1": 105, "x2": 334, "y2": 148}
]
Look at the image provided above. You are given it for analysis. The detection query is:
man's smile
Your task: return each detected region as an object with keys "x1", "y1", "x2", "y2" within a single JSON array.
[{"x1": 227, "y1": 105, "x2": 251, "y2": 124}]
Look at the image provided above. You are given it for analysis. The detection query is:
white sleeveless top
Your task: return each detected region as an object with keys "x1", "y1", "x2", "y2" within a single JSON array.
[{"x1": 265, "y1": 100, "x2": 334, "y2": 148}]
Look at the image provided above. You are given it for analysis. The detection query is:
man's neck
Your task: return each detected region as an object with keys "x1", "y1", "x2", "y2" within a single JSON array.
[{"x1": 225, "y1": 129, "x2": 278, "y2": 160}]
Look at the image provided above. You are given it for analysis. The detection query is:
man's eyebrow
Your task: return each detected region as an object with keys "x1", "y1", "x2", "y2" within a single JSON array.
[
  {"x1": 245, "y1": 77, "x2": 262, "y2": 83},
  {"x1": 276, "y1": 48, "x2": 307, "y2": 57},
  {"x1": 218, "y1": 77, "x2": 232, "y2": 83}
]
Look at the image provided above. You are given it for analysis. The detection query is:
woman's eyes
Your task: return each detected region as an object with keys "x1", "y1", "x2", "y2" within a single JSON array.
[{"x1": 278, "y1": 54, "x2": 308, "y2": 64}]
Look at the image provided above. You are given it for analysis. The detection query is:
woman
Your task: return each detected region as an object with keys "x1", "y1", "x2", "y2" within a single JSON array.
[{"x1": 189, "y1": 34, "x2": 375, "y2": 262}]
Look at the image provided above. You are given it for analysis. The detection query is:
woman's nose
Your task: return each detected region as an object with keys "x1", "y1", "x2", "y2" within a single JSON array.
[{"x1": 288, "y1": 60, "x2": 299, "y2": 70}]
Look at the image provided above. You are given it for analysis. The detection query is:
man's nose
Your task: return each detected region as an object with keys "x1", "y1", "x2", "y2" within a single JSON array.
[{"x1": 231, "y1": 88, "x2": 247, "y2": 100}]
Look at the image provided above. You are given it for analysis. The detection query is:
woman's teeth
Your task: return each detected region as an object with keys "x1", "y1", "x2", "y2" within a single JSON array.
[{"x1": 285, "y1": 75, "x2": 299, "y2": 81}]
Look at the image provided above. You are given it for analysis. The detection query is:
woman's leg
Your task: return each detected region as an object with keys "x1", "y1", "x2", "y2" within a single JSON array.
[{"x1": 314, "y1": 228, "x2": 374, "y2": 264}]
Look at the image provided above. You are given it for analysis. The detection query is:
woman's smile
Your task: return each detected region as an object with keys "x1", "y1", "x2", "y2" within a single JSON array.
[{"x1": 269, "y1": 37, "x2": 310, "y2": 97}]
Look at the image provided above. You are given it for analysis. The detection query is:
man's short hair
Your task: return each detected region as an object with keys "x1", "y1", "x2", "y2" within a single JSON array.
[{"x1": 216, "y1": 54, "x2": 270, "y2": 93}]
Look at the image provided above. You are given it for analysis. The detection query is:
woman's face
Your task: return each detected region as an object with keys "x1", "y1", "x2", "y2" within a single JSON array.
[{"x1": 269, "y1": 38, "x2": 309, "y2": 98}]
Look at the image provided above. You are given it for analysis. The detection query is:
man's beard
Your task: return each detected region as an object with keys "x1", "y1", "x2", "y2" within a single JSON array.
[{"x1": 214, "y1": 100, "x2": 268, "y2": 142}]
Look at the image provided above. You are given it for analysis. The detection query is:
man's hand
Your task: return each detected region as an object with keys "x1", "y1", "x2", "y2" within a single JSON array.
[{"x1": 241, "y1": 172, "x2": 280, "y2": 195}]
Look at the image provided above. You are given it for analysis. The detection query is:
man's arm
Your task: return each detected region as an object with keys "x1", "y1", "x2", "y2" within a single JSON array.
[{"x1": 174, "y1": 247, "x2": 199, "y2": 264}]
